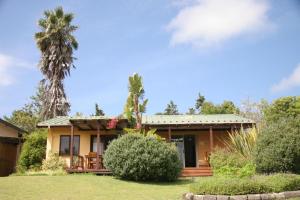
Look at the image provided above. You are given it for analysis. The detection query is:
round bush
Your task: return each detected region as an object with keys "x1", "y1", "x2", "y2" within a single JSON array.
[
  {"x1": 103, "y1": 134, "x2": 182, "y2": 181},
  {"x1": 255, "y1": 117, "x2": 300, "y2": 174}
]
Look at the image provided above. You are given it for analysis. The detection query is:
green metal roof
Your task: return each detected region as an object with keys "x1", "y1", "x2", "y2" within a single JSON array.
[
  {"x1": 37, "y1": 116, "x2": 71, "y2": 127},
  {"x1": 142, "y1": 114, "x2": 253, "y2": 125},
  {"x1": 37, "y1": 114, "x2": 253, "y2": 127}
]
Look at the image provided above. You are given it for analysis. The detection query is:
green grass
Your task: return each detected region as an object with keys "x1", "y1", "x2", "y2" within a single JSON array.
[{"x1": 0, "y1": 175, "x2": 193, "y2": 200}]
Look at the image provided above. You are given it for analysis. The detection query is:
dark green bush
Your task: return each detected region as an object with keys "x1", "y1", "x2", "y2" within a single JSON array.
[
  {"x1": 103, "y1": 133, "x2": 182, "y2": 181},
  {"x1": 190, "y1": 174, "x2": 300, "y2": 195},
  {"x1": 255, "y1": 117, "x2": 300, "y2": 174},
  {"x1": 210, "y1": 148, "x2": 255, "y2": 177},
  {"x1": 17, "y1": 129, "x2": 47, "y2": 171}
]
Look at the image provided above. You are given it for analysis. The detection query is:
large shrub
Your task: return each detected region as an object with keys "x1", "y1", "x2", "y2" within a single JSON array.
[
  {"x1": 17, "y1": 129, "x2": 47, "y2": 171},
  {"x1": 103, "y1": 133, "x2": 182, "y2": 181},
  {"x1": 210, "y1": 148, "x2": 255, "y2": 178},
  {"x1": 255, "y1": 117, "x2": 300, "y2": 174},
  {"x1": 190, "y1": 174, "x2": 300, "y2": 195}
]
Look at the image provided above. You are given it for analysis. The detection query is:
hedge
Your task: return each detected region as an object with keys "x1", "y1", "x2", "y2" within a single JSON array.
[{"x1": 190, "y1": 174, "x2": 300, "y2": 195}]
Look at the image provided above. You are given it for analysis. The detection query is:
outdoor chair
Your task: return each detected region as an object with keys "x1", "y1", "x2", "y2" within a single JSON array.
[
  {"x1": 85, "y1": 152, "x2": 103, "y2": 169},
  {"x1": 73, "y1": 155, "x2": 84, "y2": 170}
]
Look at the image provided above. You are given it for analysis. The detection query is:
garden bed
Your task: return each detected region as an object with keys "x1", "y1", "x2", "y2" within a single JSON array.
[{"x1": 189, "y1": 174, "x2": 300, "y2": 196}]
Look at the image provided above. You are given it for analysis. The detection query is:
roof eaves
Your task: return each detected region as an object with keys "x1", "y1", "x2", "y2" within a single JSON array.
[{"x1": 0, "y1": 118, "x2": 28, "y2": 133}]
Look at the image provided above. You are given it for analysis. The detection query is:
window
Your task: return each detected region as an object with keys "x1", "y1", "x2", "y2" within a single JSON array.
[
  {"x1": 90, "y1": 135, "x2": 117, "y2": 154},
  {"x1": 59, "y1": 135, "x2": 80, "y2": 156}
]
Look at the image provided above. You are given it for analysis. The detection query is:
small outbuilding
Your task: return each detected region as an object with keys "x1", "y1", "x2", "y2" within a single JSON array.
[{"x1": 0, "y1": 118, "x2": 26, "y2": 176}]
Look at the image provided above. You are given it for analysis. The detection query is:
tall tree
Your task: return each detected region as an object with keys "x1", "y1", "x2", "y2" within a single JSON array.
[
  {"x1": 4, "y1": 84, "x2": 44, "y2": 133},
  {"x1": 240, "y1": 98, "x2": 269, "y2": 124},
  {"x1": 35, "y1": 7, "x2": 78, "y2": 120},
  {"x1": 25, "y1": 82, "x2": 46, "y2": 118},
  {"x1": 94, "y1": 103, "x2": 105, "y2": 116},
  {"x1": 163, "y1": 100, "x2": 179, "y2": 115},
  {"x1": 195, "y1": 93, "x2": 205, "y2": 113},
  {"x1": 186, "y1": 107, "x2": 196, "y2": 115},
  {"x1": 123, "y1": 73, "x2": 148, "y2": 128},
  {"x1": 263, "y1": 96, "x2": 300, "y2": 123}
]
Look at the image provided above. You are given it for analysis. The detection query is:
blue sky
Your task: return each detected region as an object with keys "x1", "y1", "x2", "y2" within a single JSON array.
[{"x1": 0, "y1": 0, "x2": 300, "y2": 117}]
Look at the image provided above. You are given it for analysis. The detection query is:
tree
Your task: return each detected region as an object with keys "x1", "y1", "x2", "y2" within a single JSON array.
[
  {"x1": 263, "y1": 96, "x2": 300, "y2": 123},
  {"x1": 74, "y1": 112, "x2": 83, "y2": 117},
  {"x1": 201, "y1": 101, "x2": 239, "y2": 114},
  {"x1": 255, "y1": 117, "x2": 300, "y2": 174},
  {"x1": 201, "y1": 102, "x2": 219, "y2": 114},
  {"x1": 163, "y1": 100, "x2": 179, "y2": 115},
  {"x1": 186, "y1": 108, "x2": 196, "y2": 115},
  {"x1": 220, "y1": 101, "x2": 240, "y2": 114},
  {"x1": 195, "y1": 93, "x2": 205, "y2": 112},
  {"x1": 25, "y1": 82, "x2": 46, "y2": 118},
  {"x1": 95, "y1": 103, "x2": 105, "y2": 116},
  {"x1": 4, "y1": 84, "x2": 44, "y2": 133},
  {"x1": 4, "y1": 109, "x2": 39, "y2": 133},
  {"x1": 123, "y1": 73, "x2": 148, "y2": 128},
  {"x1": 35, "y1": 7, "x2": 78, "y2": 120},
  {"x1": 240, "y1": 98, "x2": 269, "y2": 124}
]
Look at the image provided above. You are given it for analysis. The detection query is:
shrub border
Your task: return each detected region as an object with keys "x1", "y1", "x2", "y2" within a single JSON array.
[{"x1": 183, "y1": 190, "x2": 300, "y2": 200}]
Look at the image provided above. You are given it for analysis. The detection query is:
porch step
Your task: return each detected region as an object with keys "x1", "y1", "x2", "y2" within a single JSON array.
[{"x1": 181, "y1": 167, "x2": 213, "y2": 177}]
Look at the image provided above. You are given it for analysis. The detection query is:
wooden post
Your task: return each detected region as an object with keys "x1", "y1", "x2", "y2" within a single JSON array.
[
  {"x1": 209, "y1": 126, "x2": 214, "y2": 152},
  {"x1": 168, "y1": 126, "x2": 171, "y2": 142},
  {"x1": 70, "y1": 125, "x2": 74, "y2": 169},
  {"x1": 231, "y1": 126, "x2": 234, "y2": 134},
  {"x1": 96, "y1": 123, "x2": 100, "y2": 170}
]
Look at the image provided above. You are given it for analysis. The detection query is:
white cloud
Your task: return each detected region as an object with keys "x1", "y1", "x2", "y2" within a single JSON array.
[
  {"x1": 0, "y1": 53, "x2": 34, "y2": 86},
  {"x1": 271, "y1": 64, "x2": 300, "y2": 93},
  {"x1": 167, "y1": 0, "x2": 272, "y2": 47}
]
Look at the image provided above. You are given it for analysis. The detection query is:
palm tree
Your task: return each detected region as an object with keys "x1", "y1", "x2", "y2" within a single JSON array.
[
  {"x1": 35, "y1": 7, "x2": 78, "y2": 120},
  {"x1": 124, "y1": 73, "x2": 148, "y2": 128}
]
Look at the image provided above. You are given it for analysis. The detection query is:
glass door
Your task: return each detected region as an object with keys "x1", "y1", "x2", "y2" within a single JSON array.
[{"x1": 171, "y1": 136, "x2": 185, "y2": 168}]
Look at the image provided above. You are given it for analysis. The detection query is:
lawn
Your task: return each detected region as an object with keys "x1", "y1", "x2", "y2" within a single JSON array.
[{"x1": 0, "y1": 175, "x2": 193, "y2": 200}]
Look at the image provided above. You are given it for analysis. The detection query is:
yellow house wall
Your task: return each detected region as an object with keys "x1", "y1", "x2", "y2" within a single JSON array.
[
  {"x1": 47, "y1": 126, "x2": 231, "y2": 168},
  {"x1": 156, "y1": 129, "x2": 230, "y2": 167},
  {"x1": 0, "y1": 123, "x2": 19, "y2": 138},
  {"x1": 47, "y1": 126, "x2": 118, "y2": 167}
]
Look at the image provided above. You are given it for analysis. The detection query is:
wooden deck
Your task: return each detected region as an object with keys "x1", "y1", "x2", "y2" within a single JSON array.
[
  {"x1": 181, "y1": 167, "x2": 213, "y2": 177},
  {"x1": 67, "y1": 167, "x2": 212, "y2": 177}
]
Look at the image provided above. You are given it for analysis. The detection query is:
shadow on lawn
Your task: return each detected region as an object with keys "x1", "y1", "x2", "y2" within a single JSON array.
[{"x1": 111, "y1": 176, "x2": 195, "y2": 186}]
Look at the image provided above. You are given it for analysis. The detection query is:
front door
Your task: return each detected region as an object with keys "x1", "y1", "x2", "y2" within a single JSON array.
[
  {"x1": 184, "y1": 135, "x2": 196, "y2": 167},
  {"x1": 171, "y1": 137, "x2": 185, "y2": 168}
]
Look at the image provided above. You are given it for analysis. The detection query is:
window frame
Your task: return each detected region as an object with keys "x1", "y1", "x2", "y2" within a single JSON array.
[{"x1": 59, "y1": 135, "x2": 80, "y2": 156}]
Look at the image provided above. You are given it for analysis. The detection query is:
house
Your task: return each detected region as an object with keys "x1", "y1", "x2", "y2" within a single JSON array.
[
  {"x1": 0, "y1": 118, "x2": 26, "y2": 176},
  {"x1": 37, "y1": 114, "x2": 254, "y2": 176}
]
